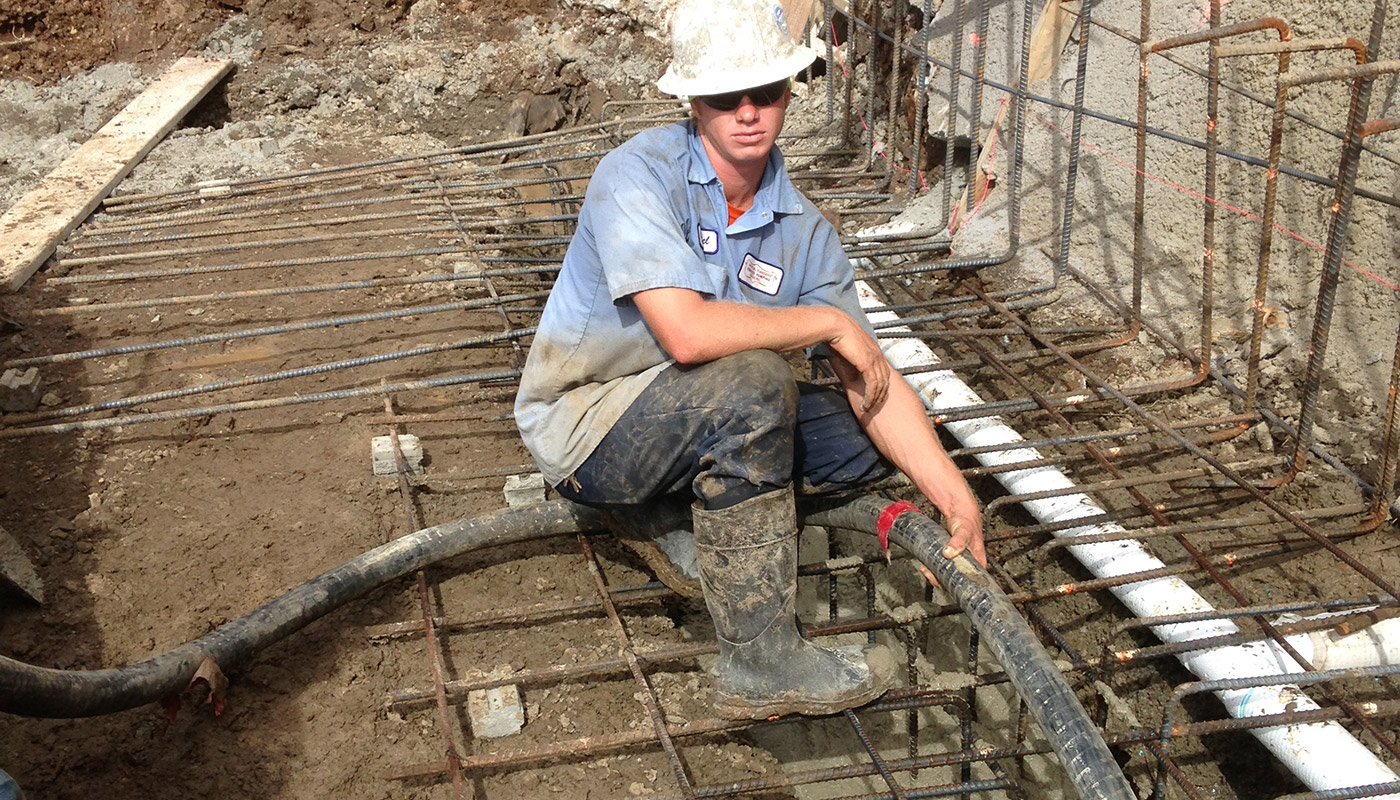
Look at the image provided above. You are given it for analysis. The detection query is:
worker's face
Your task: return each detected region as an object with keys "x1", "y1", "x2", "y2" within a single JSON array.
[{"x1": 690, "y1": 80, "x2": 790, "y2": 173}]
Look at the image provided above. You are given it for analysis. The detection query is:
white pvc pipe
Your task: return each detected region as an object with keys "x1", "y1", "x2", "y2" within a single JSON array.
[
  {"x1": 1266, "y1": 615, "x2": 1400, "y2": 673},
  {"x1": 855, "y1": 280, "x2": 1400, "y2": 798}
]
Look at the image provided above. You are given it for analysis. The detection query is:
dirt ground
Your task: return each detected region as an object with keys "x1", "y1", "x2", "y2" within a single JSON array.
[
  {"x1": 1, "y1": 0, "x2": 1398, "y2": 799},
  {"x1": 0, "y1": 0, "x2": 565, "y2": 83},
  {"x1": 0, "y1": 3, "x2": 698, "y2": 799}
]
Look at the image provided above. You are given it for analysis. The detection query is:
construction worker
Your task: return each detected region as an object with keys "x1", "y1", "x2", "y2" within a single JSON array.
[{"x1": 515, "y1": 0, "x2": 984, "y2": 719}]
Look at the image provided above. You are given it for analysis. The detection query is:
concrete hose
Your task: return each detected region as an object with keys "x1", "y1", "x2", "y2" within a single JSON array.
[
  {"x1": 0, "y1": 500, "x2": 605, "y2": 719},
  {"x1": 804, "y1": 495, "x2": 1136, "y2": 800}
]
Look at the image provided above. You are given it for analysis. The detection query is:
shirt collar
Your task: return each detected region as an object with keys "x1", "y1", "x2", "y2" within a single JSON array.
[{"x1": 684, "y1": 120, "x2": 806, "y2": 224}]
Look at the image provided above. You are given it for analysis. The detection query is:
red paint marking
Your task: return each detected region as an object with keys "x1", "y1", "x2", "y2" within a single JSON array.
[{"x1": 1030, "y1": 111, "x2": 1398, "y2": 293}]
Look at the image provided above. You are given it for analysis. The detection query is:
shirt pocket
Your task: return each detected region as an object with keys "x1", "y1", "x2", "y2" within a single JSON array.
[{"x1": 702, "y1": 256, "x2": 731, "y2": 299}]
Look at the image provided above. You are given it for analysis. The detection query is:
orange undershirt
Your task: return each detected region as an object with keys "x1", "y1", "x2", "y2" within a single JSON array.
[{"x1": 727, "y1": 203, "x2": 744, "y2": 226}]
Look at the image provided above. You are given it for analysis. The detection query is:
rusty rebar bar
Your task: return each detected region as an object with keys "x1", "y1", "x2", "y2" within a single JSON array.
[
  {"x1": 574, "y1": 533, "x2": 697, "y2": 799},
  {"x1": 382, "y1": 395, "x2": 467, "y2": 797}
]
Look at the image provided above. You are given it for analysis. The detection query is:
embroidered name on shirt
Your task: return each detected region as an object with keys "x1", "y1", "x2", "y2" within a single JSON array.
[
  {"x1": 738, "y1": 253, "x2": 784, "y2": 295},
  {"x1": 698, "y1": 226, "x2": 719, "y2": 254}
]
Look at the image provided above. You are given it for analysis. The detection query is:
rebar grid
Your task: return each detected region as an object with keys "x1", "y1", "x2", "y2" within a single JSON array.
[
  {"x1": 5, "y1": 0, "x2": 1400, "y2": 797},
  {"x1": 377, "y1": 531, "x2": 1015, "y2": 798}
]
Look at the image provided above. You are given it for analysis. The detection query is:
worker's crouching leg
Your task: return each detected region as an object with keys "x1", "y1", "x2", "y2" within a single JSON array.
[
  {"x1": 692, "y1": 486, "x2": 897, "y2": 718},
  {"x1": 554, "y1": 350, "x2": 797, "y2": 597},
  {"x1": 555, "y1": 350, "x2": 895, "y2": 717},
  {"x1": 554, "y1": 348, "x2": 798, "y2": 510}
]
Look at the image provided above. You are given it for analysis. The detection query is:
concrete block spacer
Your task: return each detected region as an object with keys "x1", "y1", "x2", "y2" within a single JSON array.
[
  {"x1": 452, "y1": 262, "x2": 484, "y2": 296},
  {"x1": 0, "y1": 367, "x2": 42, "y2": 413},
  {"x1": 371, "y1": 434, "x2": 424, "y2": 476},
  {"x1": 466, "y1": 684, "x2": 524, "y2": 738},
  {"x1": 503, "y1": 472, "x2": 546, "y2": 507}
]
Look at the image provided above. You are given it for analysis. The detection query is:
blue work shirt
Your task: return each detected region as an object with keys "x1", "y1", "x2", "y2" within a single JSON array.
[{"x1": 514, "y1": 120, "x2": 875, "y2": 487}]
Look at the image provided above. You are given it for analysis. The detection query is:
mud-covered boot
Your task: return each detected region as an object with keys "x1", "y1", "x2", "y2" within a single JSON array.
[
  {"x1": 606, "y1": 500, "x2": 704, "y2": 599},
  {"x1": 692, "y1": 487, "x2": 895, "y2": 719}
]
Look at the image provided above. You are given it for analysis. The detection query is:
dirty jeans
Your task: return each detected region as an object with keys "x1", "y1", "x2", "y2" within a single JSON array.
[{"x1": 554, "y1": 350, "x2": 893, "y2": 511}]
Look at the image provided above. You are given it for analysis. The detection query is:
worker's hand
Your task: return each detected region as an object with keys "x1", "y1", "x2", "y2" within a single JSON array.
[
  {"x1": 938, "y1": 484, "x2": 986, "y2": 568},
  {"x1": 827, "y1": 317, "x2": 890, "y2": 414}
]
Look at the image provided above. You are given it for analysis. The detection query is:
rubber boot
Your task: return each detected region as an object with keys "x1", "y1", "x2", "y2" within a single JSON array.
[
  {"x1": 692, "y1": 487, "x2": 895, "y2": 719},
  {"x1": 606, "y1": 501, "x2": 704, "y2": 599}
]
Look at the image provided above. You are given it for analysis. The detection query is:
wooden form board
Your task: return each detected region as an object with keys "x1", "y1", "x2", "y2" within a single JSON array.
[
  {"x1": 780, "y1": 0, "x2": 818, "y2": 42},
  {"x1": 0, "y1": 56, "x2": 233, "y2": 292},
  {"x1": 0, "y1": 523, "x2": 42, "y2": 603},
  {"x1": 949, "y1": 0, "x2": 1076, "y2": 229}
]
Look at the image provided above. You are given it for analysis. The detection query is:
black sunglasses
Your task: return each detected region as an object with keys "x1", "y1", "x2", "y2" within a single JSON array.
[{"x1": 697, "y1": 79, "x2": 791, "y2": 112}]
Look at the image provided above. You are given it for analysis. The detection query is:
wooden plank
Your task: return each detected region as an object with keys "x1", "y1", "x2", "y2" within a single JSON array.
[
  {"x1": 780, "y1": 0, "x2": 817, "y2": 43},
  {"x1": 0, "y1": 56, "x2": 234, "y2": 292},
  {"x1": 950, "y1": 96, "x2": 1011, "y2": 233},
  {"x1": 1026, "y1": 0, "x2": 1077, "y2": 87},
  {"x1": 949, "y1": 0, "x2": 1075, "y2": 230},
  {"x1": 0, "y1": 524, "x2": 42, "y2": 604}
]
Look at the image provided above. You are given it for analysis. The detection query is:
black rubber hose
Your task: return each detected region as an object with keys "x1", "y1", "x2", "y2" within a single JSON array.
[
  {"x1": 802, "y1": 495, "x2": 1135, "y2": 800},
  {"x1": 0, "y1": 500, "x2": 604, "y2": 718}
]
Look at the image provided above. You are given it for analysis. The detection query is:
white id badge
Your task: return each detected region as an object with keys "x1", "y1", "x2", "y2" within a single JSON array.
[{"x1": 738, "y1": 253, "x2": 784, "y2": 296}]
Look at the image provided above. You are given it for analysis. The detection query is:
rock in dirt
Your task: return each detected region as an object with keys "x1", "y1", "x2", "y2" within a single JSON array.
[
  {"x1": 505, "y1": 90, "x2": 568, "y2": 136},
  {"x1": 526, "y1": 93, "x2": 566, "y2": 134},
  {"x1": 505, "y1": 90, "x2": 531, "y2": 137},
  {"x1": 0, "y1": 367, "x2": 42, "y2": 412}
]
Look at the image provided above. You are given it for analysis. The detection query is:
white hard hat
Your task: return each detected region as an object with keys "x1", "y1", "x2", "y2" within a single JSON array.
[{"x1": 656, "y1": 0, "x2": 819, "y2": 98}]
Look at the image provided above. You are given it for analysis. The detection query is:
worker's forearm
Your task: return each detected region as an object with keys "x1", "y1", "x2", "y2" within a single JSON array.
[
  {"x1": 847, "y1": 374, "x2": 986, "y2": 561},
  {"x1": 854, "y1": 380, "x2": 959, "y2": 505},
  {"x1": 634, "y1": 287, "x2": 892, "y2": 412},
  {"x1": 660, "y1": 299, "x2": 844, "y2": 364}
]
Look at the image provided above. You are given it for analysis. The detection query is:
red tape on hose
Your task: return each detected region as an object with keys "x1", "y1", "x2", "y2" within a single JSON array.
[{"x1": 875, "y1": 500, "x2": 920, "y2": 554}]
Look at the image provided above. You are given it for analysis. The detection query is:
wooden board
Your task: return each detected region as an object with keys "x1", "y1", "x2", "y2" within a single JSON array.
[
  {"x1": 780, "y1": 0, "x2": 818, "y2": 43},
  {"x1": 0, "y1": 56, "x2": 234, "y2": 292},
  {"x1": 1026, "y1": 0, "x2": 1077, "y2": 87},
  {"x1": 0, "y1": 523, "x2": 42, "y2": 604},
  {"x1": 950, "y1": 0, "x2": 1075, "y2": 230}
]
